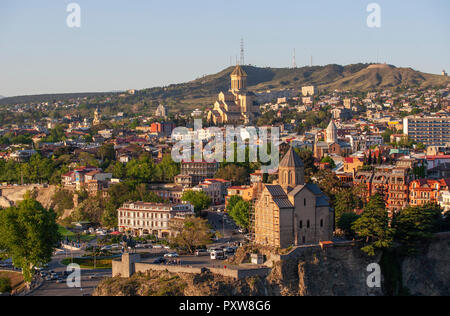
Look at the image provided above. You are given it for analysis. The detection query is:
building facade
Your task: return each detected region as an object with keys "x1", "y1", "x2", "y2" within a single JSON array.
[
  {"x1": 403, "y1": 116, "x2": 450, "y2": 146},
  {"x1": 174, "y1": 161, "x2": 219, "y2": 187},
  {"x1": 117, "y1": 202, "x2": 194, "y2": 237},
  {"x1": 409, "y1": 178, "x2": 450, "y2": 207},
  {"x1": 254, "y1": 148, "x2": 333, "y2": 248}
]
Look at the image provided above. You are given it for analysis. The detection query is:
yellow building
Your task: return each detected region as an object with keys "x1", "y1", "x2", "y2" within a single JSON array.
[{"x1": 207, "y1": 65, "x2": 259, "y2": 124}]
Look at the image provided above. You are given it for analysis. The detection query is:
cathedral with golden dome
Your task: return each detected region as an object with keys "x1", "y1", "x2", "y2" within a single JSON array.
[{"x1": 206, "y1": 65, "x2": 259, "y2": 125}]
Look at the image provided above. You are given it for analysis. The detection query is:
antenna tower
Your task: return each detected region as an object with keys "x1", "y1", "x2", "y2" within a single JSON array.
[
  {"x1": 240, "y1": 38, "x2": 245, "y2": 65},
  {"x1": 293, "y1": 49, "x2": 297, "y2": 68}
]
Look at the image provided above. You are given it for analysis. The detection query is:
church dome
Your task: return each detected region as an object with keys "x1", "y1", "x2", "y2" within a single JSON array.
[
  {"x1": 231, "y1": 65, "x2": 247, "y2": 77},
  {"x1": 279, "y1": 147, "x2": 304, "y2": 168}
]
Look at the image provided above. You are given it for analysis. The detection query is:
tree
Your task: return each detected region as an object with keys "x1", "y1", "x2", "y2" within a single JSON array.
[
  {"x1": 229, "y1": 200, "x2": 250, "y2": 229},
  {"x1": 0, "y1": 196, "x2": 61, "y2": 285},
  {"x1": 337, "y1": 212, "x2": 360, "y2": 239},
  {"x1": 334, "y1": 188, "x2": 363, "y2": 224},
  {"x1": 215, "y1": 164, "x2": 248, "y2": 185},
  {"x1": 0, "y1": 277, "x2": 12, "y2": 294},
  {"x1": 295, "y1": 148, "x2": 317, "y2": 179},
  {"x1": 101, "y1": 202, "x2": 118, "y2": 229},
  {"x1": 321, "y1": 156, "x2": 336, "y2": 169},
  {"x1": 154, "y1": 155, "x2": 180, "y2": 182},
  {"x1": 392, "y1": 203, "x2": 444, "y2": 254},
  {"x1": 169, "y1": 217, "x2": 212, "y2": 254},
  {"x1": 352, "y1": 194, "x2": 394, "y2": 256},
  {"x1": 226, "y1": 195, "x2": 244, "y2": 212},
  {"x1": 181, "y1": 191, "x2": 211, "y2": 215}
]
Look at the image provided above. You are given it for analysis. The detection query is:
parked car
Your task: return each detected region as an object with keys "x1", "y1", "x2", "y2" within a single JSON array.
[
  {"x1": 224, "y1": 247, "x2": 235, "y2": 254},
  {"x1": 153, "y1": 245, "x2": 163, "y2": 249},
  {"x1": 153, "y1": 257, "x2": 167, "y2": 264}
]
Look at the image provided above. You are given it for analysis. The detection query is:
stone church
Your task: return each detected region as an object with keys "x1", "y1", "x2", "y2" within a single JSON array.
[
  {"x1": 254, "y1": 147, "x2": 334, "y2": 248},
  {"x1": 207, "y1": 65, "x2": 259, "y2": 125},
  {"x1": 314, "y1": 120, "x2": 352, "y2": 159}
]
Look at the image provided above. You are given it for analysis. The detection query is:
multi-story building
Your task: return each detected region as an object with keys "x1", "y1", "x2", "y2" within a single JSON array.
[
  {"x1": 438, "y1": 191, "x2": 450, "y2": 213},
  {"x1": 409, "y1": 178, "x2": 450, "y2": 207},
  {"x1": 192, "y1": 179, "x2": 231, "y2": 205},
  {"x1": 117, "y1": 202, "x2": 194, "y2": 237},
  {"x1": 301, "y1": 85, "x2": 316, "y2": 97},
  {"x1": 387, "y1": 168, "x2": 410, "y2": 213},
  {"x1": 174, "y1": 161, "x2": 219, "y2": 187},
  {"x1": 403, "y1": 116, "x2": 450, "y2": 146},
  {"x1": 354, "y1": 166, "x2": 411, "y2": 213}
]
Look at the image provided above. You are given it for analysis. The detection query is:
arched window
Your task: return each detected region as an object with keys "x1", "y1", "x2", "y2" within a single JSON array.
[{"x1": 320, "y1": 219, "x2": 324, "y2": 228}]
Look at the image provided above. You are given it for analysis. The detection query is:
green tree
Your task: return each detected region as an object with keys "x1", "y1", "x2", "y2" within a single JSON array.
[
  {"x1": 101, "y1": 202, "x2": 118, "y2": 229},
  {"x1": 0, "y1": 277, "x2": 12, "y2": 294},
  {"x1": 181, "y1": 191, "x2": 211, "y2": 215},
  {"x1": 215, "y1": 164, "x2": 248, "y2": 185},
  {"x1": 352, "y1": 194, "x2": 394, "y2": 256},
  {"x1": 0, "y1": 196, "x2": 61, "y2": 284},
  {"x1": 226, "y1": 195, "x2": 244, "y2": 212},
  {"x1": 229, "y1": 200, "x2": 250, "y2": 229},
  {"x1": 154, "y1": 155, "x2": 180, "y2": 182},
  {"x1": 392, "y1": 203, "x2": 444, "y2": 254},
  {"x1": 169, "y1": 217, "x2": 212, "y2": 254},
  {"x1": 337, "y1": 212, "x2": 360, "y2": 239},
  {"x1": 321, "y1": 156, "x2": 336, "y2": 169},
  {"x1": 334, "y1": 188, "x2": 363, "y2": 224}
]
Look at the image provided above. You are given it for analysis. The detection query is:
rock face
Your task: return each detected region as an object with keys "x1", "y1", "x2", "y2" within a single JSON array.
[
  {"x1": 265, "y1": 244, "x2": 383, "y2": 296},
  {"x1": 401, "y1": 234, "x2": 450, "y2": 296},
  {"x1": 94, "y1": 235, "x2": 450, "y2": 296}
]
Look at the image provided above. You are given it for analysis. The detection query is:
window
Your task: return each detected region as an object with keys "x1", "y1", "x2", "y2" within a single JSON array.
[
  {"x1": 304, "y1": 199, "x2": 306, "y2": 206},
  {"x1": 299, "y1": 220, "x2": 303, "y2": 229},
  {"x1": 320, "y1": 219, "x2": 323, "y2": 228},
  {"x1": 307, "y1": 220, "x2": 310, "y2": 228}
]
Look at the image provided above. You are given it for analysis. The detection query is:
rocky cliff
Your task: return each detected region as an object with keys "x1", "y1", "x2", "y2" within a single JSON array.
[{"x1": 94, "y1": 234, "x2": 450, "y2": 296}]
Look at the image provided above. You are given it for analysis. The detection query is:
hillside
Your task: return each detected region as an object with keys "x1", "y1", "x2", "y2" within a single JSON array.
[{"x1": 1, "y1": 63, "x2": 448, "y2": 109}]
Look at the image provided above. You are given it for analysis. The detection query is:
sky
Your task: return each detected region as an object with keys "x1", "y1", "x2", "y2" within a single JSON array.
[{"x1": 0, "y1": 0, "x2": 449, "y2": 97}]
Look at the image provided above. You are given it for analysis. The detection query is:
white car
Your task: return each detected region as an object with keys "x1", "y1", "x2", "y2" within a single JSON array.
[{"x1": 164, "y1": 253, "x2": 179, "y2": 258}]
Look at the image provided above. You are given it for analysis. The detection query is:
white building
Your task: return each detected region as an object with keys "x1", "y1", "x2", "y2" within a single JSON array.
[
  {"x1": 117, "y1": 202, "x2": 194, "y2": 238},
  {"x1": 438, "y1": 191, "x2": 450, "y2": 214}
]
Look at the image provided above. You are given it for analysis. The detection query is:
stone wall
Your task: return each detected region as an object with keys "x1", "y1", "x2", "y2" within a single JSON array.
[{"x1": 113, "y1": 254, "x2": 271, "y2": 280}]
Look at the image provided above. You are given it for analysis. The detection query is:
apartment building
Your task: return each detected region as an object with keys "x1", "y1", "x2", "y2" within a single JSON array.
[
  {"x1": 403, "y1": 116, "x2": 450, "y2": 146},
  {"x1": 174, "y1": 161, "x2": 219, "y2": 187},
  {"x1": 409, "y1": 178, "x2": 450, "y2": 208},
  {"x1": 117, "y1": 202, "x2": 194, "y2": 238}
]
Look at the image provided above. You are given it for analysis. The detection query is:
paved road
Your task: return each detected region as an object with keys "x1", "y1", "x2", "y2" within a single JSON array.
[
  {"x1": 206, "y1": 210, "x2": 245, "y2": 246},
  {"x1": 30, "y1": 210, "x2": 245, "y2": 296},
  {"x1": 29, "y1": 252, "x2": 112, "y2": 296}
]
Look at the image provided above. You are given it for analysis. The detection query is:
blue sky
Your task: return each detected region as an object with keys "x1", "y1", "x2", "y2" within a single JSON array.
[{"x1": 0, "y1": 0, "x2": 449, "y2": 97}]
